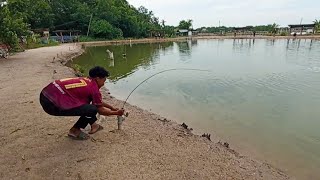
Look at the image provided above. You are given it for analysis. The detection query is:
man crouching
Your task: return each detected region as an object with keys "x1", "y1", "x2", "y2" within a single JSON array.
[{"x1": 40, "y1": 66, "x2": 124, "y2": 140}]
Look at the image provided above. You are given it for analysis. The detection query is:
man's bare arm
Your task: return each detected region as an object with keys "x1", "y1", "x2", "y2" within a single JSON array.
[
  {"x1": 102, "y1": 102, "x2": 118, "y2": 111},
  {"x1": 97, "y1": 106, "x2": 123, "y2": 116}
]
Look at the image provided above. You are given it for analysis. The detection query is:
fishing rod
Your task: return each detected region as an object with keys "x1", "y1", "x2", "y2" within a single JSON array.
[
  {"x1": 115, "y1": 68, "x2": 212, "y2": 130},
  {"x1": 121, "y1": 68, "x2": 211, "y2": 109}
]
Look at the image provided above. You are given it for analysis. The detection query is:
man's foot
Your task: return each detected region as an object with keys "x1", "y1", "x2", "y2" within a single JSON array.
[
  {"x1": 89, "y1": 123, "x2": 104, "y2": 134},
  {"x1": 68, "y1": 128, "x2": 90, "y2": 140}
]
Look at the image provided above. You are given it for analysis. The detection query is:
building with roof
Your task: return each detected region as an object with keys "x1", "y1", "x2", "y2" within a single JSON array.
[{"x1": 288, "y1": 24, "x2": 316, "y2": 35}]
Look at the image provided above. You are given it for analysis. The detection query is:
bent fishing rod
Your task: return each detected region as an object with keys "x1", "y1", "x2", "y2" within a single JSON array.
[
  {"x1": 121, "y1": 68, "x2": 212, "y2": 109},
  {"x1": 115, "y1": 68, "x2": 212, "y2": 130}
]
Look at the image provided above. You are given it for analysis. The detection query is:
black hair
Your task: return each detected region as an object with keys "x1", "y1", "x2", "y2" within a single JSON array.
[{"x1": 89, "y1": 66, "x2": 110, "y2": 78}]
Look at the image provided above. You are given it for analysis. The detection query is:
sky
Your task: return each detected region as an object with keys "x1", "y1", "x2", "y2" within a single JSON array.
[{"x1": 127, "y1": 0, "x2": 320, "y2": 28}]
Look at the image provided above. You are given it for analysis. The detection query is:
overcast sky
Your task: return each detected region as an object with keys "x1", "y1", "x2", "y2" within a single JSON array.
[{"x1": 127, "y1": 0, "x2": 320, "y2": 28}]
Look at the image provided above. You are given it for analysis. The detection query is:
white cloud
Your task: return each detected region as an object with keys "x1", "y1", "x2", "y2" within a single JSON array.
[{"x1": 127, "y1": 0, "x2": 320, "y2": 28}]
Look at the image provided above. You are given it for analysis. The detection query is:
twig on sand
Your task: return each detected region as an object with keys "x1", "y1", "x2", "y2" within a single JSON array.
[
  {"x1": 10, "y1": 128, "x2": 21, "y2": 134},
  {"x1": 76, "y1": 158, "x2": 87, "y2": 163},
  {"x1": 90, "y1": 137, "x2": 104, "y2": 143}
]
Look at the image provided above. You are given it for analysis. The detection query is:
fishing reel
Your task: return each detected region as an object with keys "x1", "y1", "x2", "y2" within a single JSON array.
[{"x1": 117, "y1": 111, "x2": 129, "y2": 130}]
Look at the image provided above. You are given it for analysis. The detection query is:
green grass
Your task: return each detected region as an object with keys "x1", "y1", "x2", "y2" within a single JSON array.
[
  {"x1": 25, "y1": 40, "x2": 60, "y2": 49},
  {"x1": 79, "y1": 36, "x2": 125, "y2": 42}
]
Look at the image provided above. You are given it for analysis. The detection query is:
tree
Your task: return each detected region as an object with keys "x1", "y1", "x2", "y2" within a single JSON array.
[
  {"x1": 1, "y1": 0, "x2": 167, "y2": 47},
  {"x1": 253, "y1": 25, "x2": 273, "y2": 32},
  {"x1": 28, "y1": 0, "x2": 53, "y2": 29},
  {"x1": 178, "y1": 19, "x2": 193, "y2": 30},
  {"x1": 271, "y1": 23, "x2": 279, "y2": 34},
  {"x1": 7, "y1": 0, "x2": 53, "y2": 29},
  {"x1": 90, "y1": 19, "x2": 122, "y2": 39},
  {"x1": 163, "y1": 25, "x2": 175, "y2": 37},
  {"x1": 137, "y1": 6, "x2": 148, "y2": 14},
  {"x1": 161, "y1": 20, "x2": 165, "y2": 28},
  {"x1": 0, "y1": 3, "x2": 29, "y2": 48},
  {"x1": 314, "y1": 19, "x2": 320, "y2": 33}
]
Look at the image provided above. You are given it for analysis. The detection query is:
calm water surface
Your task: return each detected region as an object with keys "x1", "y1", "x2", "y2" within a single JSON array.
[{"x1": 74, "y1": 39, "x2": 320, "y2": 179}]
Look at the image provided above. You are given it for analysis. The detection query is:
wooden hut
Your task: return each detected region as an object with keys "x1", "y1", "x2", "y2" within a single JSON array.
[{"x1": 288, "y1": 24, "x2": 316, "y2": 35}]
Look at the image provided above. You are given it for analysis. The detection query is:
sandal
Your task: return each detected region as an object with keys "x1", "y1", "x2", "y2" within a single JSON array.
[
  {"x1": 68, "y1": 131, "x2": 90, "y2": 140},
  {"x1": 89, "y1": 124, "x2": 104, "y2": 134}
]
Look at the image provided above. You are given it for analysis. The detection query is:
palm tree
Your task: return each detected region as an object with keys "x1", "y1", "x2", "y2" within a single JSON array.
[
  {"x1": 313, "y1": 19, "x2": 320, "y2": 33},
  {"x1": 271, "y1": 23, "x2": 279, "y2": 35},
  {"x1": 161, "y1": 20, "x2": 166, "y2": 28}
]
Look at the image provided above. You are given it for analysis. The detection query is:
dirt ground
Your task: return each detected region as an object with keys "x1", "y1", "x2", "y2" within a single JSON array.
[{"x1": 0, "y1": 43, "x2": 290, "y2": 179}]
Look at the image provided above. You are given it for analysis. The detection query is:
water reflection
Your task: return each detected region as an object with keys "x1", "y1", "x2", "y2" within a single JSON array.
[
  {"x1": 175, "y1": 39, "x2": 199, "y2": 60},
  {"x1": 266, "y1": 39, "x2": 275, "y2": 46},
  {"x1": 191, "y1": 39, "x2": 198, "y2": 46},
  {"x1": 176, "y1": 41, "x2": 191, "y2": 58},
  {"x1": 284, "y1": 39, "x2": 320, "y2": 68},
  {"x1": 75, "y1": 39, "x2": 319, "y2": 81},
  {"x1": 286, "y1": 38, "x2": 316, "y2": 50},
  {"x1": 232, "y1": 39, "x2": 256, "y2": 52},
  {"x1": 73, "y1": 42, "x2": 174, "y2": 81}
]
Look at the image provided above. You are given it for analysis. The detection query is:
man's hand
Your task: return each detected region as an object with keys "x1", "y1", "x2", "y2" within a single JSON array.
[
  {"x1": 111, "y1": 107, "x2": 119, "y2": 111},
  {"x1": 98, "y1": 106, "x2": 124, "y2": 116},
  {"x1": 102, "y1": 102, "x2": 119, "y2": 111},
  {"x1": 116, "y1": 109, "x2": 125, "y2": 116}
]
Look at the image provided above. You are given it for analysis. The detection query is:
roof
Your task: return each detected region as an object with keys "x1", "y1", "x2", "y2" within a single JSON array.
[
  {"x1": 288, "y1": 24, "x2": 315, "y2": 28},
  {"x1": 32, "y1": 28, "x2": 50, "y2": 33},
  {"x1": 178, "y1": 29, "x2": 189, "y2": 33},
  {"x1": 52, "y1": 30, "x2": 81, "y2": 33},
  {"x1": 233, "y1": 27, "x2": 253, "y2": 31}
]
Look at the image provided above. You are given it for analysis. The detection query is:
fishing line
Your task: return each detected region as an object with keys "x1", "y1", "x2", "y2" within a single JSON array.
[{"x1": 121, "y1": 68, "x2": 212, "y2": 108}]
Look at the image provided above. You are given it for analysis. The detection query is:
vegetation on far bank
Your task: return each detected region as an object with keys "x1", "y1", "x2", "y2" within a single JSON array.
[
  {"x1": 0, "y1": 0, "x2": 177, "y2": 50},
  {"x1": 1, "y1": 0, "x2": 319, "y2": 51}
]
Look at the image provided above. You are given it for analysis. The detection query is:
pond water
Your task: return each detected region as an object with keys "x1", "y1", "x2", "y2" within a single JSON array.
[{"x1": 73, "y1": 39, "x2": 320, "y2": 179}]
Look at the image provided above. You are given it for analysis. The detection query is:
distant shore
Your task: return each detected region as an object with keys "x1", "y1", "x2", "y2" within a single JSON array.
[{"x1": 80, "y1": 35, "x2": 320, "y2": 47}]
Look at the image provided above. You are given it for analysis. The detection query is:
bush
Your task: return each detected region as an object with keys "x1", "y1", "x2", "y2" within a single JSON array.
[
  {"x1": 280, "y1": 32, "x2": 288, "y2": 36},
  {"x1": 79, "y1": 36, "x2": 98, "y2": 42},
  {"x1": 24, "y1": 34, "x2": 60, "y2": 49}
]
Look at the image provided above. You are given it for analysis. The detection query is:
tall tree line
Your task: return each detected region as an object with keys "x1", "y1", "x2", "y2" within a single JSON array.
[{"x1": 0, "y1": 0, "x2": 172, "y2": 47}]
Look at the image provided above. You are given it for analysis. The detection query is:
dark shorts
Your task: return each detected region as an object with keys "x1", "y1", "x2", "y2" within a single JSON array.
[{"x1": 39, "y1": 92, "x2": 98, "y2": 129}]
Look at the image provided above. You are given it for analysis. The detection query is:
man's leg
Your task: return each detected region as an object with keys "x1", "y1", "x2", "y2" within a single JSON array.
[
  {"x1": 72, "y1": 114, "x2": 102, "y2": 134},
  {"x1": 66, "y1": 105, "x2": 98, "y2": 138},
  {"x1": 68, "y1": 104, "x2": 98, "y2": 129},
  {"x1": 40, "y1": 93, "x2": 99, "y2": 139}
]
